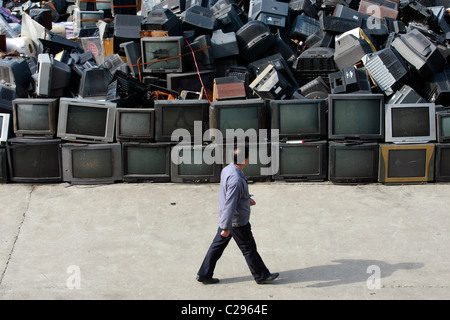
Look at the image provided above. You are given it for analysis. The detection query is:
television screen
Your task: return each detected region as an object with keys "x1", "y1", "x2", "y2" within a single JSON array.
[
  {"x1": 209, "y1": 99, "x2": 267, "y2": 141},
  {"x1": 0, "y1": 148, "x2": 7, "y2": 183},
  {"x1": 435, "y1": 144, "x2": 450, "y2": 182},
  {"x1": 154, "y1": 99, "x2": 209, "y2": 142},
  {"x1": 270, "y1": 99, "x2": 327, "y2": 140},
  {"x1": 6, "y1": 138, "x2": 63, "y2": 183},
  {"x1": 166, "y1": 70, "x2": 215, "y2": 93},
  {"x1": 141, "y1": 36, "x2": 184, "y2": 73},
  {"x1": 328, "y1": 142, "x2": 379, "y2": 184},
  {"x1": 385, "y1": 103, "x2": 436, "y2": 143},
  {"x1": 170, "y1": 144, "x2": 221, "y2": 183},
  {"x1": 328, "y1": 94, "x2": 384, "y2": 140},
  {"x1": 0, "y1": 113, "x2": 10, "y2": 143},
  {"x1": 436, "y1": 111, "x2": 450, "y2": 143},
  {"x1": 122, "y1": 142, "x2": 171, "y2": 182},
  {"x1": 57, "y1": 98, "x2": 117, "y2": 143},
  {"x1": 12, "y1": 98, "x2": 58, "y2": 139},
  {"x1": 61, "y1": 143, "x2": 122, "y2": 184},
  {"x1": 116, "y1": 108, "x2": 155, "y2": 142},
  {"x1": 273, "y1": 140, "x2": 327, "y2": 181},
  {"x1": 222, "y1": 142, "x2": 272, "y2": 182},
  {"x1": 378, "y1": 143, "x2": 435, "y2": 183}
]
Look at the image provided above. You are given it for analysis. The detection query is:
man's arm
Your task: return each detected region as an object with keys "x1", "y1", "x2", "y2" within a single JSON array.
[{"x1": 218, "y1": 176, "x2": 241, "y2": 236}]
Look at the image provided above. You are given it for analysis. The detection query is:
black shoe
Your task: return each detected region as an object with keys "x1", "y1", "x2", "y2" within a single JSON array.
[
  {"x1": 196, "y1": 275, "x2": 220, "y2": 284},
  {"x1": 256, "y1": 273, "x2": 279, "y2": 284}
]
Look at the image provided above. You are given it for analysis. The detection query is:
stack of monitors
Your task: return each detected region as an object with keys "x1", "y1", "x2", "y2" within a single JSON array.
[
  {"x1": 327, "y1": 94, "x2": 384, "y2": 184},
  {"x1": 380, "y1": 103, "x2": 437, "y2": 184},
  {"x1": 270, "y1": 99, "x2": 328, "y2": 182},
  {"x1": 6, "y1": 98, "x2": 63, "y2": 183}
]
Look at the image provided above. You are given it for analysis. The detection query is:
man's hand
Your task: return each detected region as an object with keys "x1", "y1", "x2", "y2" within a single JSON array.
[
  {"x1": 221, "y1": 229, "x2": 231, "y2": 237},
  {"x1": 250, "y1": 198, "x2": 256, "y2": 206}
]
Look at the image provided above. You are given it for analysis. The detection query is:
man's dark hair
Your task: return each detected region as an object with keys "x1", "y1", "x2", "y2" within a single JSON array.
[{"x1": 233, "y1": 144, "x2": 249, "y2": 164}]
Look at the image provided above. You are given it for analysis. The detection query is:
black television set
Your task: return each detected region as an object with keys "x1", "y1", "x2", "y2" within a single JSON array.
[
  {"x1": 121, "y1": 142, "x2": 171, "y2": 183},
  {"x1": 435, "y1": 143, "x2": 450, "y2": 182},
  {"x1": 12, "y1": 98, "x2": 59, "y2": 139},
  {"x1": 140, "y1": 36, "x2": 184, "y2": 74},
  {"x1": 36, "y1": 54, "x2": 71, "y2": 97},
  {"x1": 209, "y1": 99, "x2": 267, "y2": 141},
  {"x1": 385, "y1": 103, "x2": 436, "y2": 143},
  {"x1": 328, "y1": 141, "x2": 379, "y2": 184},
  {"x1": 378, "y1": 143, "x2": 435, "y2": 183},
  {"x1": 166, "y1": 69, "x2": 216, "y2": 94},
  {"x1": 6, "y1": 138, "x2": 63, "y2": 183},
  {"x1": 78, "y1": 67, "x2": 112, "y2": 100},
  {"x1": 270, "y1": 99, "x2": 327, "y2": 140},
  {"x1": 248, "y1": 0, "x2": 290, "y2": 29},
  {"x1": 272, "y1": 140, "x2": 328, "y2": 182},
  {"x1": 0, "y1": 147, "x2": 7, "y2": 183},
  {"x1": 0, "y1": 113, "x2": 11, "y2": 144},
  {"x1": 222, "y1": 142, "x2": 272, "y2": 182},
  {"x1": 116, "y1": 108, "x2": 155, "y2": 142},
  {"x1": 436, "y1": 110, "x2": 450, "y2": 143},
  {"x1": 61, "y1": 143, "x2": 123, "y2": 185},
  {"x1": 170, "y1": 144, "x2": 221, "y2": 183},
  {"x1": 328, "y1": 93, "x2": 384, "y2": 141},
  {"x1": 154, "y1": 99, "x2": 210, "y2": 143},
  {"x1": 57, "y1": 98, "x2": 117, "y2": 143}
]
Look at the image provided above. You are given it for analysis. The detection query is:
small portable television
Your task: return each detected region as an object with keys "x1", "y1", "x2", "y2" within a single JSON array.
[
  {"x1": 140, "y1": 36, "x2": 184, "y2": 73},
  {"x1": 12, "y1": 98, "x2": 59, "y2": 139},
  {"x1": 115, "y1": 108, "x2": 155, "y2": 142}
]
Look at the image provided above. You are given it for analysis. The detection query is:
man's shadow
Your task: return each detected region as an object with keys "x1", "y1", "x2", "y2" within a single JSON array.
[{"x1": 221, "y1": 259, "x2": 424, "y2": 287}]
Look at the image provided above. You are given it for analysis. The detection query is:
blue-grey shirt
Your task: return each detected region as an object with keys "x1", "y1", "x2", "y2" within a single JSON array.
[{"x1": 218, "y1": 163, "x2": 251, "y2": 230}]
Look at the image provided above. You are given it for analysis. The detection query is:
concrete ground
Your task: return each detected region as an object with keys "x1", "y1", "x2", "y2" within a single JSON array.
[{"x1": 0, "y1": 181, "x2": 449, "y2": 300}]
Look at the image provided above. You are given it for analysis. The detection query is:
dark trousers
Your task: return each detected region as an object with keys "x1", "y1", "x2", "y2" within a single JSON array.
[{"x1": 197, "y1": 223, "x2": 270, "y2": 283}]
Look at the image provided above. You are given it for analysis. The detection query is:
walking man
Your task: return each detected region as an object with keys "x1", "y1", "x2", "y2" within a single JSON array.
[{"x1": 197, "y1": 144, "x2": 279, "y2": 284}]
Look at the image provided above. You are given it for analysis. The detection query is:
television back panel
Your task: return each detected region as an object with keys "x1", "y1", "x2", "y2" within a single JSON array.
[
  {"x1": 248, "y1": 0, "x2": 290, "y2": 29},
  {"x1": 6, "y1": 138, "x2": 63, "y2": 183},
  {"x1": 378, "y1": 143, "x2": 435, "y2": 183},
  {"x1": 391, "y1": 29, "x2": 446, "y2": 79},
  {"x1": 328, "y1": 141, "x2": 379, "y2": 184},
  {"x1": 61, "y1": 143, "x2": 123, "y2": 185},
  {"x1": 423, "y1": 67, "x2": 450, "y2": 106},
  {"x1": 235, "y1": 20, "x2": 275, "y2": 63},
  {"x1": 387, "y1": 85, "x2": 427, "y2": 104},
  {"x1": 121, "y1": 142, "x2": 171, "y2": 182},
  {"x1": 435, "y1": 143, "x2": 450, "y2": 182}
]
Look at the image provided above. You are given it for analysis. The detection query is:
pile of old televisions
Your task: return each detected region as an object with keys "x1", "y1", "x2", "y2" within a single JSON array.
[{"x1": 0, "y1": 0, "x2": 449, "y2": 185}]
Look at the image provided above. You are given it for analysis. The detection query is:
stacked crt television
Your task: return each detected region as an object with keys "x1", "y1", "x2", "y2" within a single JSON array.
[
  {"x1": 379, "y1": 103, "x2": 436, "y2": 183},
  {"x1": 270, "y1": 99, "x2": 328, "y2": 182},
  {"x1": 435, "y1": 110, "x2": 450, "y2": 182},
  {"x1": 327, "y1": 94, "x2": 384, "y2": 184},
  {"x1": 57, "y1": 98, "x2": 123, "y2": 184}
]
